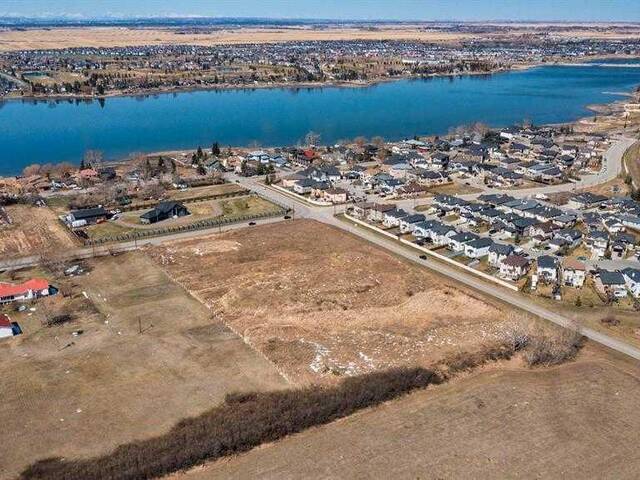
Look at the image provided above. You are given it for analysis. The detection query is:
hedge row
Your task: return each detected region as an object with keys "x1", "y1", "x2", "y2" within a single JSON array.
[{"x1": 85, "y1": 208, "x2": 286, "y2": 246}]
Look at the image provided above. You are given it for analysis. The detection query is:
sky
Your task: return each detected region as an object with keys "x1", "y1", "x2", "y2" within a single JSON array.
[{"x1": 0, "y1": 0, "x2": 639, "y2": 22}]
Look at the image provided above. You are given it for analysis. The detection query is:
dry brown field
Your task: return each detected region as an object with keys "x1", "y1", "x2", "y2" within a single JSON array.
[
  {"x1": 147, "y1": 219, "x2": 525, "y2": 384},
  {"x1": 0, "y1": 204, "x2": 76, "y2": 257},
  {"x1": 0, "y1": 26, "x2": 473, "y2": 51},
  {"x1": 170, "y1": 348, "x2": 640, "y2": 480},
  {"x1": 2, "y1": 25, "x2": 640, "y2": 52},
  {"x1": 623, "y1": 141, "x2": 640, "y2": 187},
  {"x1": 0, "y1": 252, "x2": 287, "y2": 479}
]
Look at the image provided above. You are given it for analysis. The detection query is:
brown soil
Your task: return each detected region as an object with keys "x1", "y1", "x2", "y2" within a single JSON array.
[
  {"x1": 0, "y1": 252, "x2": 287, "y2": 480},
  {"x1": 147, "y1": 219, "x2": 525, "y2": 384},
  {"x1": 0, "y1": 204, "x2": 76, "y2": 257}
]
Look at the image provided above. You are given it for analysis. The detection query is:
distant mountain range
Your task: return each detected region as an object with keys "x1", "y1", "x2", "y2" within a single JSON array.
[
  {"x1": 0, "y1": 16, "x2": 390, "y2": 28},
  {"x1": 0, "y1": 16, "x2": 638, "y2": 28}
]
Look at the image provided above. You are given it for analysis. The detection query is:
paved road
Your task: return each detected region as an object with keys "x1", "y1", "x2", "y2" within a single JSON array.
[{"x1": 228, "y1": 173, "x2": 640, "y2": 362}]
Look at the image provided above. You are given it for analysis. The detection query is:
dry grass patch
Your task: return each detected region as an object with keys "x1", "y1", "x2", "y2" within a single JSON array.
[
  {"x1": 0, "y1": 204, "x2": 76, "y2": 257},
  {"x1": 0, "y1": 252, "x2": 286, "y2": 479},
  {"x1": 148, "y1": 219, "x2": 525, "y2": 384}
]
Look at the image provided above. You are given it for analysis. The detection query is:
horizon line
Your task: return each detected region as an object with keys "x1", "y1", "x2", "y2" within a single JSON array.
[{"x1": 1, "y1": 15, "x2": 640, "y2": 24}]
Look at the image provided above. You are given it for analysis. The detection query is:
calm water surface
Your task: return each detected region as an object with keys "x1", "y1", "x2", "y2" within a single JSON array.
[{"x1": 1, "y1": 64, "x2": 640, "y2": 175}]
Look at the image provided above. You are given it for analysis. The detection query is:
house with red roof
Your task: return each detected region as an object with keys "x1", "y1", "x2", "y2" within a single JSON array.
[
  {"x1": 0, "y1": 313, "x2": 13, "y2": 339},
  {"x1": 0, "y1": 279, "x2": 50, "y2": 305}
]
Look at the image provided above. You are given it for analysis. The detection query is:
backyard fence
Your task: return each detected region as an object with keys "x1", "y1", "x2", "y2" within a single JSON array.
[{"x1": 83, "y1": 206, "x2": 287, "y2": 246}]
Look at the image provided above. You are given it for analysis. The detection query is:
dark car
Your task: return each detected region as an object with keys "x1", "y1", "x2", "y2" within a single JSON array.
[
  {"x1": 284, "y1": 215, "x2": 292, "y2": 220},
  {"x1": 248, "y1": 222, "x2": 257, "y2": 226},
  {"x1": 419, "y1": 254, "x2": 428, "y2": 260}
]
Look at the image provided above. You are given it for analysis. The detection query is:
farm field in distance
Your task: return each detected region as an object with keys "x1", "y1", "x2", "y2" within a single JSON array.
[
  {"x1": 170, "y1": 349, "x2": 640, "y2": 480},
  {"x1": 2, "y1": 23, "x2": 640, "y2": 52},
  {"x1": 148, "y1": 219, "x2": 526, "y2": 384},
  {"x1": 0, "y1": 251, "x2": 287, "y2": 479}
]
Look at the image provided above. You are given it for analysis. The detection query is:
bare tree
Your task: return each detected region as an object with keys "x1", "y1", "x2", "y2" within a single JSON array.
[
  {"x1": 22, "y1": 164, "x2": 42, "y2": 177},
  {"x1": 371, "y1": 136, "x2": 385, "y2": 148},
  {"x1": 304, "y1": 131, "x2": 321, "y2": 147},
  {"x1": 84, "y1": 150, "x2": 104, "y2": 170},
  {"x1": 471, "y1": 122, "x2": 490, "y2": 137}
]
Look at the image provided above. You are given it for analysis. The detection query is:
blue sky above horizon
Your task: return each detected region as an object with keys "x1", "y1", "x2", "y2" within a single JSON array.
[{"x1": 0, "y1": 0, "x2": 638, "y2": 22}]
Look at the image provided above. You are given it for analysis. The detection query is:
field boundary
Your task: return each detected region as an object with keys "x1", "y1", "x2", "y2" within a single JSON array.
[
  {"x1": 121, "y1": 188, "x2": 250, "y2": 212},
  {"x1": 82, "y1": 195, "x2": 286, "y2": 246},
  {"x1": 343, "y1": 212, "x2": 519, "y2": 292},
  {"x1": 160, "y1": 266, "x2": 293, "y2": 385}
]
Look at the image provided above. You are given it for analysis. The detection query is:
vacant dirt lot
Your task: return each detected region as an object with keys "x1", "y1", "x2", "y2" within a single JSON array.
[
  {"x1": 0, "y1": 252, "x2": 286, "y2": 479},
  {"x1": 0, "y1": 204, "x2": 76, "y2": 257},
  {"x1": 148, "y1": 220, "x2": 523, "y2": 384},
  {"x1": 172, "y1": 351, "x2": 640, "y2": 480}
]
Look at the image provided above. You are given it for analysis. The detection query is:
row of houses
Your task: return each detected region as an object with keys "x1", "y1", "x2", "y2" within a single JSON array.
[
  {"x1": 281, "y1": 165, "x2": 350, "y2": 204},
  {"x1": 350, "y1": 201, "x2": 640, "y2": 298},
  {"x1": 433, "y1": 192, "x2": 640, "y2": 260}
]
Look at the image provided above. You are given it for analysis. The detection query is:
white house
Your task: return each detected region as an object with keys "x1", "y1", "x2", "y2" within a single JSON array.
[
  {"x1": 536, "y1": 255, "x2": 559, "y2": 283},
  {"x1": 429, "y1": 224, "x2": 458, "y2": 246},
  {"x1": 293, "y1": 179, "x2": 315, "y2": 195},
  {"x1": 464, "y1": 238, "x2": 494, "y2": 259},
  {"x1": 0, "y1": 314, "x2": 13, "y2": 339},
  {"x1": 596, "y1": 270, "x2": 628, "y2": 299},
  {"x1": 399, "y1": 214, "x2": 427, "y2": 234},
  {"x1": 383, "y1": 208, "x2": 409, "y2": 228},
  {"x1": 622, "y1": 268, "x2": 640, "y2": 298},
  {"x1": 448, "y1": 232, "x2": 480, "y2": 252},
  {"x1": 562, "y1": 259, "x2": 587, "y2": 288}
]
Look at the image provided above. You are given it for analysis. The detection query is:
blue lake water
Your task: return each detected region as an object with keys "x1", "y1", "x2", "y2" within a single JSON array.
[{"x1": 1, "y1": 64, "x2": 640, "y2": 175}]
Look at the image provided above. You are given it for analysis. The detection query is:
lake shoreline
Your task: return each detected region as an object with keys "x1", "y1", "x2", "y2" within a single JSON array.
[
  {"x1": 2, "y1": 63, "x2": 639, "y2": 176},
  {"x1": 0, "y1": 63, "x2": 536, "y2": 103}
]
